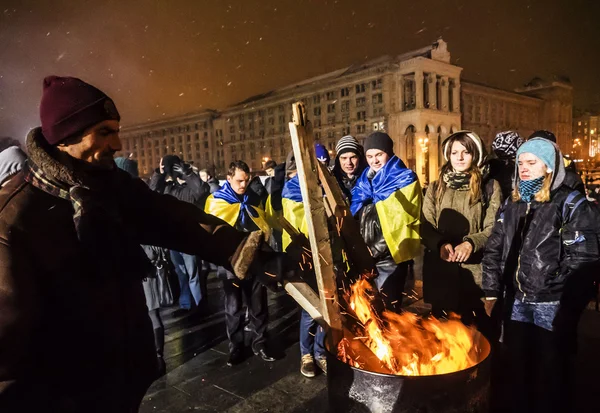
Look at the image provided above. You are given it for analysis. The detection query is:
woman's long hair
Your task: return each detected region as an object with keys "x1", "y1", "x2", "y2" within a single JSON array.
[
  {"x1": 436, "y1": 132, "x2": 484, "y2": 206},
  {"x1": 512, "y1": 172, "x2": 552, "y2": 203}
]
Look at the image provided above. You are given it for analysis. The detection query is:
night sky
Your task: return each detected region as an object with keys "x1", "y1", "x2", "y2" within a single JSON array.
[{"x1": 1, "y1": 0, "x2": 598, "y2": 141}]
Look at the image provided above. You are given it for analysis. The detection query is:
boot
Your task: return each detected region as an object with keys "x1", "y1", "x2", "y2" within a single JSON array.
[{"x1": 154, "y1": 327, "x2": 166, "y2": 377}]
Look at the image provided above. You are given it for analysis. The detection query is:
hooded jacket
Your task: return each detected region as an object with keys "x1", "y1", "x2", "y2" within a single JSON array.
[
  {"x1": 0, "y1": 146, "x2": 27, "y2": 186},
  {"x1": 149, "y1": 164, "x2": 210, "y2": 207},
  {"x1": 332, "y1": 152, "x2": 367, "y2": 201},
  {"x1": 482, "y1": 139, "x2": 600, "y2": 305},
  {"x1": 0, "y1": 128, "x2": 247, "y2": 412}
]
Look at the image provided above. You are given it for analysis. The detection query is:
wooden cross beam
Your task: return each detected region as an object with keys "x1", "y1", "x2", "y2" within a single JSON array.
[{"x1": 288, "y1": 102, "x2": 343, "y2": 347}]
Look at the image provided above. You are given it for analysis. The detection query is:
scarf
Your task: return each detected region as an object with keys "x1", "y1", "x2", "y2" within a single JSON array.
[
  {"x1": 518, "y1": 176, "x2": 545, "y2": 203},
  {"x1": 443, "y1": 170, "x2": 471, "y2": 191}
]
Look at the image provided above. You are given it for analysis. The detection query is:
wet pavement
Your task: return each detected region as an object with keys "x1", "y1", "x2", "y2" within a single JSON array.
[{"x1": 140, "y1": 272, "x2": 600, "y2": 413}]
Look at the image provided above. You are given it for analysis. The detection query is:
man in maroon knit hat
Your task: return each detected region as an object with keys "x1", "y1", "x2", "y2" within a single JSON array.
[{"x1": 0, "y1": 76, "x2": 290, "y2": 413}]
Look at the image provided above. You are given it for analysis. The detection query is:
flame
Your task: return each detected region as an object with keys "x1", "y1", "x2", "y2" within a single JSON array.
[{"x1": 340, "y1": 279, "x2": 480, "y2": 376}]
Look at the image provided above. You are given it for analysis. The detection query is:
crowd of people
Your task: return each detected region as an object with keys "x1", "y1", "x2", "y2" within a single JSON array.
[{"x1": 0, "y1": 76, "x2": 598, "y2": 413}]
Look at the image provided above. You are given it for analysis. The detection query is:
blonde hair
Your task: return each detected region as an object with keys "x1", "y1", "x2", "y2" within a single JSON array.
[{"x1": 512, "y1": 172, "x2": 552, "y2": 203}]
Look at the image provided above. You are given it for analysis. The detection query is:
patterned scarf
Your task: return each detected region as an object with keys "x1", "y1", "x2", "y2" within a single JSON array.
[
  {"x1": 443, "y1": 170, "x2": 471, "y2": 191},
  {"x1": 518, "y1": 176, "x2": 545, "y2": 202}
]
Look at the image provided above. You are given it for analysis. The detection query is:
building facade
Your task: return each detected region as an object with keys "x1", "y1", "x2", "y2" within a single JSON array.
[
  {"x1": 118, "y1": 39, "x2": 573, "y2": 185},
  {"x1": 573, "y1": 114, "x2": 599, "y2": 159}
]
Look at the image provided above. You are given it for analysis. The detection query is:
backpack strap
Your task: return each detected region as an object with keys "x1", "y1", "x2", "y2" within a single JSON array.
[{"x1": 561, "y1": 190, "x2": 586, "y2": 223}]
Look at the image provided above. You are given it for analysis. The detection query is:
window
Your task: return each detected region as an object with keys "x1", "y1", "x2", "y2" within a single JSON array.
[
  {"x1": 327, "y1": 131, "x2": 335, "y2": 139},
  {"x1": 356, "y1": 125, "x2": 366, "y2": 134},
  {"x1": 314, "y1": 107, "x2": 321, "y2": 116},
  {"x1": 341, "y1": 100, "x2": 350, "y2": 112},
  {"x1": 229, "y1": 125, "x2": 235, "y2": 133},
  {"x1": 355, "y1": 83, "x2": 366, "y2": 94},
  {"x1": 204, "y1": 142, "x2": 209, "y2": 149},
  {"x1": 327, "y1": 104, "x2": 336, "y2": 113},
  {"x1": 186, "y1": 134, "x2": 191, "y2": 142},
  {"x1": 357, "y1": 111, "x2": 366, "y2": 120},
  {"x1": 314, "y1": 119, "x2": 322, "y2": 127},
  {"x1": 231, "y1": 134, "x2": 236, "y2": 142},
  {"x1": 341, "y1": 87, "x2": 350, "y2": 97},
  {"x1": 313, "y1": 95, "x2": 321, "y2": 104},
  {"x1": 314, "y1": 132, "x2": 321, "y2": 140},
  {"x1": 372, "y1": 93, "x2": 383, "y2": 104},
  {"x1": 240, "y1": 133, "x2": 246, "y2": 141},
  {"x1": 342, "y1": 126, "x2": 351, "y2": 135},
  {"x1": 279, "y1": 104, "x2": 285, "y2": 112},
  {"x1": 327, "y1": 116, "x2": 335, "y2": 125},
  {"x1": 326, "y1": 91, "x2": 336, "y2": 100},
  {"x1": 279, "y1": 115, "x2": 285, "y2": 124},
  {"x1": 268, "y1": 107, "x2": 274, "y2": 115},
  {"x1": 269, "y1": 117, "x2": 275, "y2": 125},
  {"x1": 279, "y1": 125, "x2": 286, "y2": 134},
  {"x1": 372, "y1": 78, "x2": 382, "y2": 89}
]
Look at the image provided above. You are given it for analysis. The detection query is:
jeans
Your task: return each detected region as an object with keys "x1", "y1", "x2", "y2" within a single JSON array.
[
  {"x1": 170, "y1": 250, "x2": 201, "y2": 310},
  {"x1": 299, "y1": 309, "x2": 326, "y2": 359},
  {"x1": 373, "y1": 262, "x2": 409, "y2": 312}
]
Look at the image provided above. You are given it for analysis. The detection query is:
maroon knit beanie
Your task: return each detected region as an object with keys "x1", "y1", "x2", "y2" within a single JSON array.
[{"x1": 39, "y1": 76, "x2": 121, "y2": 145}]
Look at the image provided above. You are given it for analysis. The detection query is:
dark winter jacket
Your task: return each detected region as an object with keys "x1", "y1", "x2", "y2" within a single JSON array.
[
  {"x1": 206, "y1": 177, "x2": 221, "y2": 194},
  {"x1": 249, "y1": 176, "x2": 268, "y2": 206},
  {"x1": 149, "y1": 167, "x2": 210, "y2": 207},
  {"x1": 482, "y1": 145, "x2": 600, "y2": 305},
  {"x1": 488, "y1": 157, "x2": 515, "y2": 201},
  {"x1": 0, "y1": 128, "x2": 247, "y2": 412}
]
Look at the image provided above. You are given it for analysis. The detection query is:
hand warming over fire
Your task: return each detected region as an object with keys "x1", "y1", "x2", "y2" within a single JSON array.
[
  {"x1": 440, "y1": 243, "x2": 455, "y2": 262},
  {"x1": 452, "y1": 241, "x2": 473, "y2": 263}
]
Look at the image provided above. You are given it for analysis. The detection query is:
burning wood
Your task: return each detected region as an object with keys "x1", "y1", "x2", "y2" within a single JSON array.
[{"x1": 338, "y1": 279, "x2": 481, "y2": 376}]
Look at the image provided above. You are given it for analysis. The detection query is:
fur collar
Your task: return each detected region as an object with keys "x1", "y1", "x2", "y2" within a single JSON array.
[{"x1": 26, "y1": 127, "x2": 84, "y2": 187}]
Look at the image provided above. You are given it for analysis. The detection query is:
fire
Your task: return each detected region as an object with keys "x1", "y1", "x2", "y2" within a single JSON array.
[{"x1": 340, "y1": 279, "x2": 480, "y2": 376}]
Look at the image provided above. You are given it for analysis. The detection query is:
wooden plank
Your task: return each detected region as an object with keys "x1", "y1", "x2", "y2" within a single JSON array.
[
  {"x1": 288, "y1": 102, "x2": 343, "y2": 346},
  {"x1": 317, "y1": 162, "x2": 376, "y2": 279},
  {"x1": 281, "y1": 276, "x2": 323, "y2": 324}
]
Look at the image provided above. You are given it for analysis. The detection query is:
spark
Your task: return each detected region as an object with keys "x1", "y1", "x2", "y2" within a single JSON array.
[
  {"x1": 227, "y1": 81, "x2": 232, "y2": 86},
  {"x1": 265, "y1": 272, "x2": 276, "y2": 278},
  {"x1": 232, "y1": 283, "x2": 239, "y2": 288},
  {"x1": 179, "y1": 93, "x2": 184, "y2": 97}
]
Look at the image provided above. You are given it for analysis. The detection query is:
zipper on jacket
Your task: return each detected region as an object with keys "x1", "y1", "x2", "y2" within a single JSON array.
[{"x1": 515, "y1": 203, "x2": 531, "y2": 298}]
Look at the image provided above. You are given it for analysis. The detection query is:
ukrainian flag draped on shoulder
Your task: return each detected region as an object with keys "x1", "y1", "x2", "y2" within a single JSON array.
[
  {"x1": 350, "y1": 155, "x2": 422, "y2": 264},
  {"x1": 205, "y1": 181, "x2": 271, "y2": 238},
  {"x1": 281, "y1": 175, "x2": 308, "y2": 251}
]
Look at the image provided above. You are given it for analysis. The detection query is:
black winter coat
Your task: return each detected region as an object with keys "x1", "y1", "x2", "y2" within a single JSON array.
[
  {"x1": 149, "y1": 169, "x2": 210, "y2": 207},
  {"x1": 482, "y1": 186, "x2": 600, "y2": 305}
]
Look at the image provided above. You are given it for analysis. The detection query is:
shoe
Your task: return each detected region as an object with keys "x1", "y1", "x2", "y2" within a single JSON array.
[
  {"x1": 315, "y1": 356, "x2": 327, "y2": 375},
  {"x1": 300, "y1": 354, "x2": 316, "y2": 378},
  {"x1": 253, "y1": 347, "x2": 276, "y2": 362},
  {"x1": 227, "y1": 348, "x2": 244, "y2": 367}
]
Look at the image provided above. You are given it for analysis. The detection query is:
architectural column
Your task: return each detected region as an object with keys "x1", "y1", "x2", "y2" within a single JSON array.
[
  {"x1": 452, "y1": 79, "x2": 461, "y2": 113},
  {"x1": 415, "y1": 130, "x2": 427, "y2": 184},
  {"x1": 441, "y1": 76, "x2": 449, "y2": 111},
  {"x1": 428, "y1": 134, "x2": 439, "y2": 182},
  {"x1": 415, "y1": 71, "x2": 424, "y2": 110},
  {"x1": 428, "y1": 73, "x2": 437, "y2": 110},
  {"x1": 397, "y1": 75, "x2": 405, "y2": 112}
]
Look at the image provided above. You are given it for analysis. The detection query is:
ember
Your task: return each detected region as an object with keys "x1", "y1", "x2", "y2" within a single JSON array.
[{"x1": 339, "y1": 279, "x2": 481, "y2": 376}]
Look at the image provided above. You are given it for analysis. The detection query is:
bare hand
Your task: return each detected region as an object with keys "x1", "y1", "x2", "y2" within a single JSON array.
[
  {"x1": 483, "y1": 298, "x2": 497, "y2": 317},
  {"x1": 159, "y1": 158, "x2": 165, "y2": 174},
  {"x1": 453, "y1": 241, "x2": 473, "y2": 263},
  {"x1": 440, "y1": 243, "x2": 455, "y2": 262}
]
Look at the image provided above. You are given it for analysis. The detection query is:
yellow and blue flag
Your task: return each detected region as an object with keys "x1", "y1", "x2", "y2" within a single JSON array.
[
  {"x1": 281, "y1": 175, "x2": 308, "y2": 251},
  {"x1": 205, "y1": 181, "x2": 271, "y2": 238},
  {"x1": 350, "y1": 156, "x2": 422, "y2": 264}
]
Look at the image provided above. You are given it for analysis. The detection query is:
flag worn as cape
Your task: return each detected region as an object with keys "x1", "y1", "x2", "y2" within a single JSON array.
[
  {"x1": 281, "y1": 175, "x2": 308, "y2": 251},
  {"x1": 350, "y1": 155, "x2": 422, "y2": 264},
  {"x1": 205, "y1": 181, "x2": 270, "y2": 237}
]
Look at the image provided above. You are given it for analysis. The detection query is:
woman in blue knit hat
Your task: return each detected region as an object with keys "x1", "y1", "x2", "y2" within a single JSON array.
[{"x1": 482, "y1": 138, "x2": 600, "y2": 413}]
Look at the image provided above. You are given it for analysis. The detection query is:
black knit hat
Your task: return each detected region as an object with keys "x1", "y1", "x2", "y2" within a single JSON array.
[
  {"x1": 528, "y1": 130, "x2": 556, "y2": 143},
  {"x1": 364, "y1": 131, "x2": 394, "y2": 156}
]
